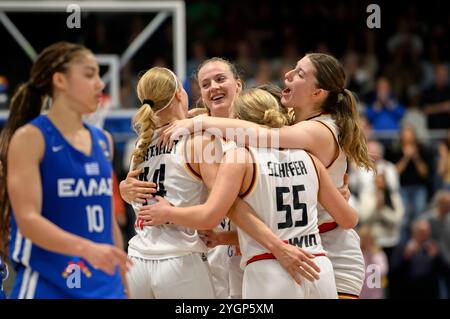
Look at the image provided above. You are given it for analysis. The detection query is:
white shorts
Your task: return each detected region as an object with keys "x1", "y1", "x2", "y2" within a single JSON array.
[
  {"x1": 127, "y1": 253, "x2": 216, "y2": 299},
  {"x1": 242, "y1": 256, "x2": 337, "y2": 299},
  {"x1": 229, "y1": 255, "x2": 243, "y2": 298},
  {"x1": 320, "y1": 227, "x2": 365, "y2": 298},
  {"x1": 207, "y1": 246, "x2": 230, "y2": 299}
]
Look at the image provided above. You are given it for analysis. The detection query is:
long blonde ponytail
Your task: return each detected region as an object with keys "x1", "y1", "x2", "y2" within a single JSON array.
[{"x1": 132, "y1": 67, "x2": 179, "y2": 168}]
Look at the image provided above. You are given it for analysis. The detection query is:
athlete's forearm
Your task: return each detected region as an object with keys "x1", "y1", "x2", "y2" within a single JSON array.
[
  {"x1": 216, "y1": 230, "x2": 239, "y2": 246},
  {"x1": 228, "y1": 198, "x2": 285, "y2": 253},
  {"x1": 166, "y1": 204, "x2": 223, "y2": 230},
  {"x1": 315, "y1": 157, "x2": 358, "y2": 229},
  {"x1": 15, "y1": 213, "x2": 93, "y2": 258}
]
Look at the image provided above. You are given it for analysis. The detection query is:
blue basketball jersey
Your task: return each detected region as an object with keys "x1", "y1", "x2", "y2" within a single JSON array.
[{"x1": 9, "y1": 115, "x2": 125, "y2": 299}]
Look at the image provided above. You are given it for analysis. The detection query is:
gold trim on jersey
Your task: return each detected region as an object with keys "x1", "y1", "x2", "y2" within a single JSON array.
[
  {"x1": 181, "y1": 137, "x2": 202, "y2": 181},
  {"x1": 310, "y1": 119, "x2": 340, "y2": 169},
  {"x1": 239, "y1": 146, "x2": 258, "y2": 199},
  {"x1": 338, "y1": 292, "x2": 359, "y2": 299},
  {"x1": 305, "y1": 152, "x2": 320, "y2": 190}
]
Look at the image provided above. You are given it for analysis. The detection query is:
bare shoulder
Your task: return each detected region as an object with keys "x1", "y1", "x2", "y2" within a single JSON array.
[
  {"x1": 291, "y1": 120, "x2": 333, "y2": 139},
  {"x1": 190, "y1": 132, "x2": 223, "y2": 150},
  {"x1": 306, "y1": 152, "x2": 326, "y2": 174},
  {"x1": 187, "y1": 133, "x2": 226, "y2": 164},
  {"x1": 9, "y1": 124, "x2": 45, "y2": 160},
  {"x1": 223, "y1": 146, "x2": 250, "y2": 164},
  {"x1": 290, "y1": 121, "x2": 337, "y2": 162},
  {"x1": 10, "y1": 124, "x2": 45, "y2": 149}
]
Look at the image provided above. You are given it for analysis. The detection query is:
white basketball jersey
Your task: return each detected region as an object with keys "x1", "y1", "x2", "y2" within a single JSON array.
[
  {"x1": 238, "y1": 147, "x2": 325, "y2": 268},
  {"x1": 310, "y1": 114, "x2": 347, "y2": 225},
  {"x1": 128, "y1": 135, "x2": 209, "y2": 260}
]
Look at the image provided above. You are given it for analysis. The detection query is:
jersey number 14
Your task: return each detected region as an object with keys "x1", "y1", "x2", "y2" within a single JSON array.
[{"x1": 139, "y1": 164, "x2": 167, "y2": 197}]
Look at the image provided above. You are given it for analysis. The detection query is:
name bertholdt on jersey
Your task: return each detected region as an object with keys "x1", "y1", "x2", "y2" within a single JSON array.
[{"x1": 147, "y1": 140, "x2": 179, "y2": 160}]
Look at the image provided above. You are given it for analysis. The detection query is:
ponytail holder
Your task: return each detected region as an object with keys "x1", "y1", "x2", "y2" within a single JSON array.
[
  {"x1": 337, "y1": 89, "x2": 345, "y2": 103},
  {"x1": 142, "y1": 99, "x2": 155, "y2": 107}
]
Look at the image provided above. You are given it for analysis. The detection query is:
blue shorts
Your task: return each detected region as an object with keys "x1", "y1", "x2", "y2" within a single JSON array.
[{"x1": 11, "y1": 265, "x2": 126, "y2": 299}]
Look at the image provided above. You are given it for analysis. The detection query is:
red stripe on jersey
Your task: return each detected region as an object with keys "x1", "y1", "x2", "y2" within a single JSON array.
[
  {"x1": 246, "y1": 252, "x2": 326, "y2": 266},
  {"x1": 338, "y1": 292, "x2": 359, "y2": 299},
  {"x1": 319, "y1": 222, "x2": 338, "y2": 233},
  {"x1": 240, "y1": 146, "x2": 257, "y2": 198}
]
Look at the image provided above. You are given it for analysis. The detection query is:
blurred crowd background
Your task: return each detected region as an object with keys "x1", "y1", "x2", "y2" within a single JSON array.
[{"x1": 1, "y1": 0, "x2": 449, "y2": 298}]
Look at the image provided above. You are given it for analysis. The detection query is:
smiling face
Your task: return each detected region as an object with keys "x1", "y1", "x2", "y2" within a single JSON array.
[
  {"x1": 197, "y1": 61, "x2": 242, "y2": 118},
  {"x1": 281, "y1": 56, "x2": 320, "y2": 110}
]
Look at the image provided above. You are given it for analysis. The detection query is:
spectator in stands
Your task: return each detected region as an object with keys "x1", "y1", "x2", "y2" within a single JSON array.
[
  {"x1": 421, "y1": 64, "x2": 450, "y2": 130},
  {"x1": 358, "y1": 166, "x2": 404, "y2": 258},
  {"x1": 437, "y1": 131, "x2": 450, "y2": 190},
  {"x1": 365, "y1": 76, "x2": 405, "y2": 134},
  {"x1": 235, "y1": 41, "x2": 257, "y2": 82},
  {"x1": 387, "y1": 126, "x2": 431, "y2": 243},
  {"x1": 401, "y1": 86, "x2": 429, "y2": 141},
  {"x1": 187, "y1": 42, "x2": 207, "y2": 78},
  {"x1": 359, "y1": 225, "x2": 389, "y2": 299},
  {"x1": 352, "y1": 138, "x2": 403, "y2": 299},
  {"x1": 342, "y1": 50, "x2": 377, "y2": 99},
  {"x1": 390, "y1": 219, "x2": 440, "y2": 299},
  {"x1": 246, "y1": 59, "x2": 273, "y2": 88},
  {"x1": 385, "y1": 17, "x2": 423, "y2": 101},
  {"x1": 424, "y1": 190, "x2": 450, "y2": 298},
  {"x1": 351, "y1": 139, "x2": 400, "y2": 194}
]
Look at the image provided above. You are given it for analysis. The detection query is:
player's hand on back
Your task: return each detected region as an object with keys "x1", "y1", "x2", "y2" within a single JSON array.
[
  {"x1": 158, "y1": 118, "x2": 195, "y2": 150},
  {"x1": 198, "y1": 230, "x2": 223, "y2": 248},
  {"x1": 120, "y1": 168, "x2": 156, "y2": 204},
  {"x1": 138, "y1": 196, "x2": 172, "y2": 226},
  {"x1": 271, "y1": 242, "x2": 321, "y2": 285}
]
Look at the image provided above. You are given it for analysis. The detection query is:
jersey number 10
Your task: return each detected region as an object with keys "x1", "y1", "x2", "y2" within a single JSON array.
[{"x1": 86, "y1": 205, "x2": 104, "y2": 233}]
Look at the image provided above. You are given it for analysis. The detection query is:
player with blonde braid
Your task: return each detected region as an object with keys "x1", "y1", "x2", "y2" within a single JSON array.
[{"x1": 124, "y1": 67, "x2": 218, "y2": 298}]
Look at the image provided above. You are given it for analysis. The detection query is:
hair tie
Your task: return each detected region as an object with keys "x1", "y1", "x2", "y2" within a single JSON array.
[
  {"x1": 142, "y1": 99, "x2": 155, "y2": 107},
  {"x1": 336, "y1": 89, "x2": 345, "y2": 103}
]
